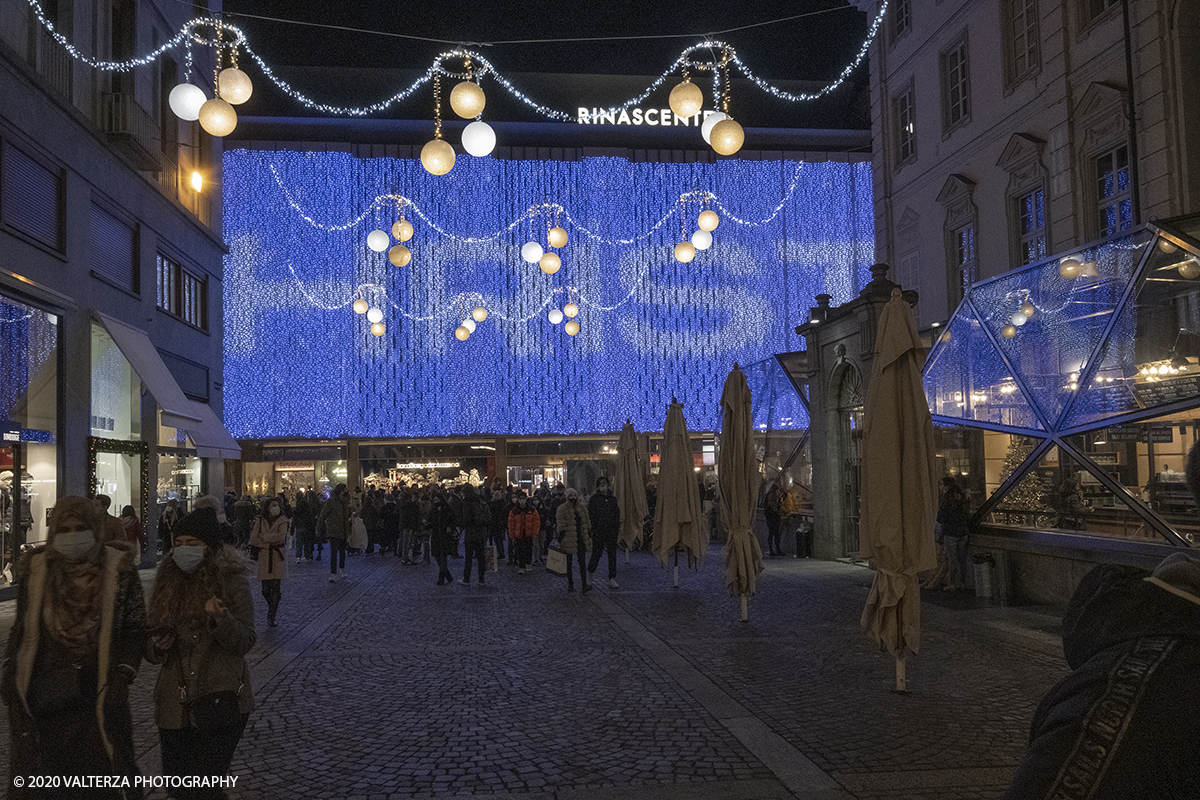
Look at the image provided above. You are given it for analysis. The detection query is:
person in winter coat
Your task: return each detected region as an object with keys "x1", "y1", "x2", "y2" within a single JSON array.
[
  {"x1": 1056, "y1": 474, "x2": 1090, "y2": 531},
  {"x1": 429, "y1": 494, "x2": 456, "y2": 585},
  {"x1": 508, "y1": 493, "x2": 541, "y2": 573},
  {"x1": 292, "y1": 492, "x2": 317, "y2": 562},
  {"x1": 460, "y1": 487, "x2": 491, "y2": 585},
  {"x1": 936, "y1": 478, "x2": 971, "y2": 591},
  {"x1": 231, "y1": 495, "x2": 256, "y2": 548},
  {"x1": 2, "y1": 496, "x2": 146, "y2": 799},
  {"x1": 398, "y1": 490, "x2": 419, "y2": 565},
  {"x1": 763, "y1": 481, "x2": 785, "y2": 557},
  {"x1": 146, "y1": 507, "x2": 255, "y2": 800},
  {"x1": 489, "y1": 491, "x2": 510, "y2": 563},
  {"x1": 316, "y1": 483, "x2": 351, "y2": 582},
  {"x1": 556, "y1": 488, "x2": 592, "y2": 593},
  {"x1": 587, "y1": 476, "x2": 621, "y2": 588},
  {"x1": 118, "y1": 504, "x2": 145, "y2": 553},
  {"x1": 249, "y1": 498, "x2": 289, "y2": 627},
  {"x1": 159, "y1": 498, "x2": 181, "y2": 556}
]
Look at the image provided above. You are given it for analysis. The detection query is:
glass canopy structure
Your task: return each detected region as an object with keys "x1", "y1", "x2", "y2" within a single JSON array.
[
  {"x1": 923, "y1": 216, "x2": 1200, "y2": 547},
  {"x1": 744, "y1": 355, "x2": 811, "y2": 493}
]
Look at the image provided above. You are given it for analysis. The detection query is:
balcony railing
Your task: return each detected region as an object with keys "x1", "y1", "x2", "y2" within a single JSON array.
[
  {"x1": 35, "y1": 29, "x2": 72, "y2": 101},
  {"x1": 158, "y1": 153, "x2": 179, "y2": 198},
  {"x1": 100, "y1": 92, "x2": 161, "y2": 170}
]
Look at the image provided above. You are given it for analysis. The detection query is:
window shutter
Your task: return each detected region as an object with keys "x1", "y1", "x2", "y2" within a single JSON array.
[
  {"x1": 2, "y1": 143, "x2": 62, "y2": 249},
  {"x1": 90, "y1": 203, "x2": 137, "y2": 292}
]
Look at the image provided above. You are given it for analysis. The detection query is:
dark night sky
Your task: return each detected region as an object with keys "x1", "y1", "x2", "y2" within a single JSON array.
[{"x1": 220, "y1": 1, "x2": 869, "y2": 82}]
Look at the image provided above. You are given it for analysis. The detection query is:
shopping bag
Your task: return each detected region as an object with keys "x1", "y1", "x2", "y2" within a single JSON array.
[
  {"x1": 545, "y1": 545, "x2": 568, "y2": 576},
  {"x1": 486, "y1": 544, "x2": 499, "y2": 573},
  {"x1": 349, "y1": 517, "x2": 369, "y2": 550}
]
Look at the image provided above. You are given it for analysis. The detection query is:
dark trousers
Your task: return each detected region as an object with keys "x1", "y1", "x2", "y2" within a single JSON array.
[
  {"x1": 765, "y1": 514, "x2": 782, "y2": 555},
  {"x1": 463, "y1": 538, "x2": 487, "y2": 582},
  {"x1": 329, "y1": 537, "x2": 347, "y2": 573},
  {"x1": 160, "y1": 715, "x2": 249, "y2": 799},
  {"x1": 567, "y1": 546, "x2": 589, "y2": 589},
  {"x1": 261, "y1": 578, "x2": 281, "y2": 623},
  {"x1": 588, "y1": 533, "x2": 617, "y2": 579},
  {"x1": 296, "y1": 529, "x2": 314, "y2": 559},
  {"x1": 435, "y1": 553, "x2": 453, "y2": 584},
  {"x1": 489, "y1": 526, "x2": 506, "y2": 558},
  {"x1": 515, "y1": 537, "x2": 533, "y2": 568}
]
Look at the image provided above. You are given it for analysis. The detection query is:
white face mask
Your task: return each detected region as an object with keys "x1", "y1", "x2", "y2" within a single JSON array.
[
  {"x1": 172, "y1": 544, "x2": 205, "y2": 573},
  {"x1": 52, "y1": 529, "x2": 96, "y2": 560},
  {"x1": 269, "y1": 505, "x2": 281, "y2": 517},
  {"x1": 598, "y1": 485, "x2": 609, "y2": 494}
]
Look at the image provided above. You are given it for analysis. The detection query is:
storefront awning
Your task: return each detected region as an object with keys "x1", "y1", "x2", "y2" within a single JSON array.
[
  {"x1": 94, "y1": 313, "x2": 200, "y2": 429},
  {"x1": 185, "y1": 399, "x2": 241, "y2": 459}
]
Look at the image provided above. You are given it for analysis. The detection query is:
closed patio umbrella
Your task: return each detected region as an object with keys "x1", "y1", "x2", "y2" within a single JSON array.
[
  {"x1": 719, "y1": 364, "x2": 763, "y2": 621},
  {"x1": 616, "y1": 420, "x2": 649, "y2": 562},
  {"x1": 654, "y1": 399, "x2": 705, "y2": 586},
  {"x1": 859, "y1": 288, "x2": 938, "y2": 692}
]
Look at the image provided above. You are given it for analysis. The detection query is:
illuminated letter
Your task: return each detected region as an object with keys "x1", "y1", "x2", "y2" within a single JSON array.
[
  {"x1": 578, "y1": 108, "x2": 590, "y2": 124},
  {"x1": 632, "y1": 108, "x2": 644, "y2": 125},
  {"x1": 617, "y1": 108, "x2": 632, "y2": 125},
  {"x1": 645, "y1": 108, "x2": 658, "y2": 125}
]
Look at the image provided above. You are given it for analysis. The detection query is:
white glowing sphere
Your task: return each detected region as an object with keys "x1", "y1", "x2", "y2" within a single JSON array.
[
  {"x1": 169, "y1": 82, "x2": 206, "y2": 121},
  {"x1": 218, "y1": 68, "x2": 253, "y2": 105},
  {"x1": 366, "y1": 307, "x2": 383, "y2": 324},
  {"x1": 1011, "y1": 312, "x2": 1028, "y2": 327},
  {"x1": 521, "y1": 241, "x2": 544, "y2": 263},
  {"x1": 367, "y1": 230, "x2": 389, "y2": 252},
  {"x1": 462, "y1": 318, "x2": 476, "y2": 334},
  {"x1": 691, "y1": 229, "x2": 713, "y2": 250},
  {"x1": 461, "y1": 121, "x2": 496, "y2": 157},
  {"x1": 548, "y1": 308, "x2": 564, "y2": 325},
  {"x1": 701, "y1": 111, "x2": 728, "y2": 145}
]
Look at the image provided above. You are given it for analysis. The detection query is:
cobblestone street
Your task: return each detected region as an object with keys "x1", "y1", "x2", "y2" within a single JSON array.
[{"x1": 1, "y1": 548, "x2": 1070, "y2": 799}]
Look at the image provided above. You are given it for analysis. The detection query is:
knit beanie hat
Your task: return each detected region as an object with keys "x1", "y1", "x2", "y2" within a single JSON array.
[
  {"x1": 172, "y1": 507, "x2": 222, "y2": 550},
  {"x1": 1144, "y1": 552, "x2": 1200, "y2": 608}
]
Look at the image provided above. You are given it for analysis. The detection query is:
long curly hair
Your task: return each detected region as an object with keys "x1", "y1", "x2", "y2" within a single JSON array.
[{"x1": 147, "y1": 544, "x2": 247, "y2": 631}]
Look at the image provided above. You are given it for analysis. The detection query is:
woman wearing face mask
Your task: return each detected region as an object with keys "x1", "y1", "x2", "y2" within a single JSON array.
[
  {"x1": 2, "y1": 495, "x2": 146, "y2": 798},
  {"x1": 146, "y1": 507, "x2": 256, "y2": 799},
  {"x1": 250, "y1": 498, "x2": 289, "y2": 627},
  {"x1": 507, "y1": 492, "x2": 540, "y2": 573},
  {"x1": 555, "y1": 489, "x2": 592, "y2": 594}
]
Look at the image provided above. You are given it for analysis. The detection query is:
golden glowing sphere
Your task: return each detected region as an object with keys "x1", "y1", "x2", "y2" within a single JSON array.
[
  {"x1": 392, "y1": 219, "x2": 414, "y2": 241},
  {"x1": 388, "y1": 244, "x2": 411, "y2": 267},
  {"x1": 353, "y1": 299, "x2": 369, "y2": 315},
  {"x1": 668, "y1": 79, "x2": 703, "y2": 118},
  {"x1": 1179, "y1": 259, "x2": 1200, "y2": 279},
  {"x1": 564, "y1": 320, "x2": 581, "y2": 336},
  {"x1": 1001, "y1": 324, "x2": 1017, "y2": 339},
  {"x1": 697, "y1": 210, "x2": 720, "y2": 231},
  {"x1": 710, "y1": 118, "x2": 745, "y2": 155},
  {"x1": 1159, "y1": 239, "x2": 1179, "y2": 254},
  {"x1": 198, "y1": 97, "x2": 237, "y2": 137},
  {"x1": 1020, "y1": 301, "x2": 1035, "y2": 318},
  {"x1": 455, "y1": 325, "x2": 470, "y2": 341},
  {"x1": 420, "y1": 138, "x2": 455, "y2": 175},
  {"x1": 539, "y1": 252, "x2": 561, "y2": 274},
  {"x1": 217, "y1": 68, "x2": 253, "y2": 105},
  {"x1": 370, "y1": 322, "x2": 386, "y2": 337},
  {"x1": 472, "y1": 306, "x2": 488, "y2": 322},
  {"x1": 675, "y1": 241, "x2": 696, "y2": 263},
  {"x1": 547, "y1": 226, "x2": 569, "y2": 248},
  {"x1": 449, "y1": 81, "x2": 486, "y2": 119},
  {"x1": 1059, "y1": 258, "x2": 1081, "y2": 279},
  {"x1": 563, "y1": 302, "x2": 579, "y2": 318}
]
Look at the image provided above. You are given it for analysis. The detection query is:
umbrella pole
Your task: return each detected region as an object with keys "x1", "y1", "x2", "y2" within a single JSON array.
[
  {"x1": 740, "y1": 593, "x2": 748, "y2": 622},
  {"x1": 895, "y1": 656, "x2": 907, "y2": 693},
  {"x1": 673, "y1": 549, "x2": 679, "y2": 589}
]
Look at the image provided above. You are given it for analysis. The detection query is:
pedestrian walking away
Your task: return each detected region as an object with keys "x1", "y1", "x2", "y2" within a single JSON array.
[
  {"x1": 316, "y1": 483, "x2": 352, "y2": 582},
  {"x1": 460, "y1": 486, "x2": 491, "y2": 585}
]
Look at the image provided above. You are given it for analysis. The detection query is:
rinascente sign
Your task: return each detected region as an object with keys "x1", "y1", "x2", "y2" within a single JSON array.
[{"x1": 577, "y1": 107, "x2": 725, "y2": 126}]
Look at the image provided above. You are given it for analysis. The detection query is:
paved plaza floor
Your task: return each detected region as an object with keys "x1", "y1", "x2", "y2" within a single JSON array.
[{"x1": 1, "y1": 547, "x2": 1071, "y2": 799}]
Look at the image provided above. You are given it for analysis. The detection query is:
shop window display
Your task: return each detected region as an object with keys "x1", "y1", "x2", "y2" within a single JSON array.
[
  {"x1": 924, "y1": 217, "x2": 1200, "y2": 545},
  {"x1": 90, "y1": 323, "x2": 141, "y2": 441}
]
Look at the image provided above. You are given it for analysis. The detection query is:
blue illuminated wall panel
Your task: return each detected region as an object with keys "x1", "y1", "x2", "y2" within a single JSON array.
[{"x1": 223, "y1": 150, "x2": 873, "y2": 438}]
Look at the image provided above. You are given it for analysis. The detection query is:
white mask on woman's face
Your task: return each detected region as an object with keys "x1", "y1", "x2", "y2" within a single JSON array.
[
  {"x1": 269, "y1": 505, "x2": 281, "y2": 517},
  {"x1": 52, "y1": 529, "x2": 96, "y2": 560},
  {"x1": 172, "y1": 545, "x2": 205, "y2": 573}
]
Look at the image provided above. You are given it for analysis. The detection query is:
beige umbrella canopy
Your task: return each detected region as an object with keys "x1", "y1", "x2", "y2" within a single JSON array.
[
  {"x1": 654, "y1": 399, "x2": 705, "y2": 585},
  {"x1": 860, "y1": 288, "x2": 938, "y2": 692},
  {"x1": 616, "y1": 421, "x2": 649, "y2": 556},
  {"x1": 719, "y1": 364, "x2": 764, "y2": 621}
]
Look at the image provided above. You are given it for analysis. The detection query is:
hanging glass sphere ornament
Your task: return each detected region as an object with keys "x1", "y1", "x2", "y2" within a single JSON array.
[
  {"x1": 462, "y1": 318, "x2": 477, "y2": 334},
  {"x1": 521, "y1": 241, "x2": 544, "y2": 263},
  {"x1": 218, "y1": 68, "x2": 253, "y2": 105},
  {"x1": 548, "y1": 308, "x2": 564, "y2": 325},
  {"x1": 697, "y1": 210, "x2": 720, "y2": 231},
  {"x1": 700, "y1": 111, "x2": 727, "y2": 144},
  {"x1": 1020, "y1": 301, "x2": 1035, "y2": 318},
  {"x1": 669, "y1": 79, "x2": 703, "y2": 118},
  {"x1": 461, "y1": 120, "x2": 496, "y2": 157},
  {"x1": 353, "y1": 299, "x2": 369, "y2": 315},
  {"x1": 388, "y1": 244, "x2": 411, "y2": 267},
  {"x1": 563, "y1": 302, "x2": 579, "y2": 318},
  {"x1": 367, "y1": 230, "x2": 389, "y2": 252},
  {"x1": 1001, "y1": 324, "x2": 1017, "y2": 338},
  {"x1": 449, "y1": 81, "x2": 486, "y2": 119},
  {"x1": 691, "y1": 229, "x2": 713, "y2": 250},
  {"x1": 1179, "y1": 258, "x2": 1200, "y2": 279},
  {"x1": 1059, "y1": 257, "x2": 1082, "y2": 278},
  {"x1": 472, "y1": 307, "x2": 488, "y2": 322},
  {"x1": 421, "y1": 138, "x2": 455, "y2": 175},
  {"x1": 547, "y1": 226, "x2": 568, "y2": 248},
  {"x1": 370, "y1": 322, "x2": 386, "y2": 337},
  {"x1": 1011, "y1": 311, "x2": 1028, "y2": 327},
  {"x1": 455, "y1": 325, "x2": 470, "y2": 341},
  {"x1": 539, "y1": 252, "x2": 561, "y2": 274},
  {"x1": 711, "y1": 118, "x2": 745, "y2": 155},
  {"x1": 366, "y1": 307, "x2": 384, "y2": 324},
  {"x1": 564, "y1": 320, "x2": 581, "y2": 336},
  {"x1": 198, "y1": 97, "x2": 237, "y2": 136},
  {"x1": 674, "y1": 242, "x2": 696, "y2": 263},
  {"x1": 168, "y1": 82, "x2": 206, "y2": 121},
  {"x1": 392, "y1": 219, "x2": 414, "y2": 242}
]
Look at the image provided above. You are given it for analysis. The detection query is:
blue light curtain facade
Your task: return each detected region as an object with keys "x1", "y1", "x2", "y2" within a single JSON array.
[{"x1": 223, "y1": 150, "x2": 873, "y2": 438}]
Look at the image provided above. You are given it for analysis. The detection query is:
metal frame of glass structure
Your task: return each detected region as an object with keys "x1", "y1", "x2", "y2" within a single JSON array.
[
  {"x1": 743, "y1": 354, "x2": 811, "y2": 486},
  {"x1": 923, "y1": 215, "x2": 1200, "y2": 547}
]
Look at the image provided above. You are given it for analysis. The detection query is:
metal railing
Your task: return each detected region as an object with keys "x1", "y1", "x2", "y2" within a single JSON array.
[
  {"x1": 100, "y1": 92, "x2": 160, "y2": 169},
  {"x1": 35, "y1": 28, "x2": 72, "y2": 101},
  {"x1": 158, "y1": 153, "x2": 179, "y2": 198}
]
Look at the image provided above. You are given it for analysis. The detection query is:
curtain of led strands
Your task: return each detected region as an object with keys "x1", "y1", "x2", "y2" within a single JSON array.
[
  {"x1": 0, "y1": 296, "x2": 57, "y2": 442},
  {"x1": 223, "y1": 151, "x2": 873, "y2": 438}
]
